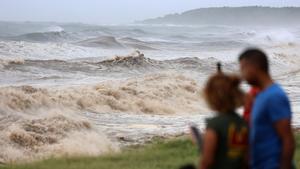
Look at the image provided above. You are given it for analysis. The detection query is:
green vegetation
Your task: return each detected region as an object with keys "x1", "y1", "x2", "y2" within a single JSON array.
[
  {"x1": 0, "y1": 138, "x2": 198, "y2": 169},
  {"x1": 294, "y1": 134, "x2": 300, "y2": 167},
  {"x1": 1, "y1": 134, "x2": 300, "y2": 169}
]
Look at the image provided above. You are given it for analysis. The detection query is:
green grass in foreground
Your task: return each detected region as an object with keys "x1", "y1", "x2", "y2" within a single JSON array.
[
  {"x1": 2, "y1": 134, "x2": 300, "y2": 169},
  {"x1": 0, "y1": 138, "x2": 198, "y2": 169}
]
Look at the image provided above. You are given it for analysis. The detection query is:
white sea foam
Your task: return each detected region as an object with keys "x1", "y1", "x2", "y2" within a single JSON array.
[{"x1": 44, "y1": 26, "x2": 64, "y2": 33}]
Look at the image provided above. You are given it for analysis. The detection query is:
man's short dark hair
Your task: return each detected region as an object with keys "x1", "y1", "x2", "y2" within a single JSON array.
[{"x1": 239, "y1": 48, "x2": 269, "y2": 73}]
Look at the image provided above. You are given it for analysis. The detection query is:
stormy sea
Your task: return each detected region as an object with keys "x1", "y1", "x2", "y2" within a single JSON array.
[{"x1": 0, "y1": 20, "x2": 299, "y2": 163}]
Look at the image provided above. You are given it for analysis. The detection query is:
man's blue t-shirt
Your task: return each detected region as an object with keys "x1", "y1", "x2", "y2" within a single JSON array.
[{"x1": 250, "y1": 83, "x2": 292, "y2": 169}]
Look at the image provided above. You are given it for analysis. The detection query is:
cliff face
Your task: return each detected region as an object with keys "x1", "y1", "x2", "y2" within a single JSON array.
[{"x1": 138, "y1": 7, "x2": 300, "y2": 26}]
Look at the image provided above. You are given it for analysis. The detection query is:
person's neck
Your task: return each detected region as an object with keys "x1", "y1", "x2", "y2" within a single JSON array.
[{"x1": 258, "y1": 73, "x2": 273, "y2": 90}]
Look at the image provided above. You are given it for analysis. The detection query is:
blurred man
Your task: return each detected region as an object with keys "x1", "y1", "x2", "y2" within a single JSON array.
[
  {"x1": 243, "y1": 87, "x2": 260, "y2": 125},
  {"x1": 239, "y1": 48, "x2": 295, "y2": 169}
]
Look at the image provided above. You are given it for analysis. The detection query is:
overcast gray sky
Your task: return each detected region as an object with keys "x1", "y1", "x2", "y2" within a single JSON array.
[{"x1": 0, "y1": 0, "x2": 300, "y2": 24}]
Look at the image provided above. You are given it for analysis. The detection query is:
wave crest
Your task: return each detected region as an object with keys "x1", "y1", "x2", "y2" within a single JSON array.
[
  {"x1": 0, "y1": 113, "x2": 118, "y2": 163},
  {"x1": 0, "y1": 74, "x2": 205, "y2": 115},
  {"x1": 9, "y1": 31, "x2": 75, "y2": 42}
]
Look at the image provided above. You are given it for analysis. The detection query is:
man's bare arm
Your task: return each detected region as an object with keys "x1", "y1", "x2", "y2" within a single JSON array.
[{"x1": 274, "y1": 119, "x2": 295, "y2": 169}]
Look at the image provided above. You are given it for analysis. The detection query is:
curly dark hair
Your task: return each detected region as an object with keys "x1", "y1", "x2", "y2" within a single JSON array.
[{"x1": 203, "y1": 73, "x2": 245, "y2": 113}]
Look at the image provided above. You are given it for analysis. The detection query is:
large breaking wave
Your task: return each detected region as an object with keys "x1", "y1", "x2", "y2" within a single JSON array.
[{"x1": 0, "y1": 73, "x2": 208, "y2": 163}]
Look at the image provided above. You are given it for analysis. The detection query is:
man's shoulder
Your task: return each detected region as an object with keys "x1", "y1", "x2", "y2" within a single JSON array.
[
  {"x1": 263, "y1": 84, "x2": 290, "y2": 109},
  {"x1": 265, "y1": 84, "x2": 287, "y2": 98}
]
